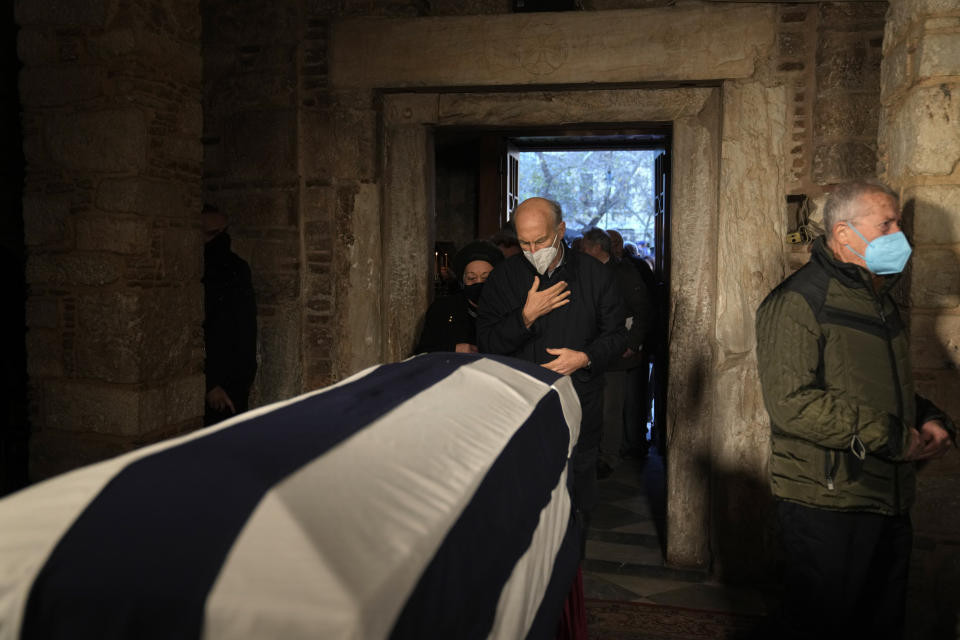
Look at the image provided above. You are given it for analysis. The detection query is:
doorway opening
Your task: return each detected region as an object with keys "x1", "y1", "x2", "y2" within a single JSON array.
[
  {"x1": 432, "y1": 127, "x2": 673, "y2": 566},
  {"x1": 433, "y1": 128, "x2": 670, "y2": 449}
]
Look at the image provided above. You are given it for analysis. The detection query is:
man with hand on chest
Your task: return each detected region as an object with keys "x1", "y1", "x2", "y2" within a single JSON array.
[{"x1": 477, "y1": 197, "x2": 627, "y2": 526}]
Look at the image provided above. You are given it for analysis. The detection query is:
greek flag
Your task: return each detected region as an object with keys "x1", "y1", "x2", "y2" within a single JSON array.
[{"x1": 0, "y1": 353, "x2": 582, "y2": 639}]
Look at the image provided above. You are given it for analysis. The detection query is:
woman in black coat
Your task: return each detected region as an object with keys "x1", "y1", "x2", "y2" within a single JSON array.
[{"x1": 414, "y1": 240, "x2": 503, "y2": 353}]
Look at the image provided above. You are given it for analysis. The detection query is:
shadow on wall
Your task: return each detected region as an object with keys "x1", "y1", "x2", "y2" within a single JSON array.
[{"x1": 699, "y1": 454, "x2": 779, "y2": 588}]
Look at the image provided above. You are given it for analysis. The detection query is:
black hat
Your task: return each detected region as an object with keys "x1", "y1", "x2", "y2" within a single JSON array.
[{"x1": 452, "y1": 240, "x2": 504, "y2": 280}]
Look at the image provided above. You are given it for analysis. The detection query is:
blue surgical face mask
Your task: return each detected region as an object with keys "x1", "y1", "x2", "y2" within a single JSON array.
[{"x1": 844, "y1": 222, "x2": 912, "y2": 275}]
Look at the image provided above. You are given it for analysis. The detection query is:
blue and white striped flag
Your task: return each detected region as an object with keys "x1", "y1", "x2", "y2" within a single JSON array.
[{"x1": 0, "y1": 353, "x2": 582, "y2": 639}]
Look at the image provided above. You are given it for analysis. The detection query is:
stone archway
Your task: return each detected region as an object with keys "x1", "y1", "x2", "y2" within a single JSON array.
[{"x1": 380, "y1": 87, "x2": 720, "y2": 568}]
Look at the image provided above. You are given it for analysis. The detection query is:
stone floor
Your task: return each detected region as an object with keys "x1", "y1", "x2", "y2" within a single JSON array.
[{"x1": 582, "y1": 448, "x2": 772, "y2": 618}]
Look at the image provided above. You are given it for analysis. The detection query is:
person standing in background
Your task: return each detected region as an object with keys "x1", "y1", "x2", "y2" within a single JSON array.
[{"x1": 202, "y1": 204, "x2": 258, "y2": 426}]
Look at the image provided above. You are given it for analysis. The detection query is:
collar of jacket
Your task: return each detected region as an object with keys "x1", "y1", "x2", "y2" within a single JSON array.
[{"x1": 809, "y1": 235, "x2": 901, "y2": 295}]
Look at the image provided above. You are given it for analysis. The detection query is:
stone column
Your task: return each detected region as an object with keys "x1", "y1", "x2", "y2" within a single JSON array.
[
  {"x1": 17, "y1": 0, "x2": 203, "y2": 478},
  {"x1": 879, "y1": 0, "x2": 960, "y2": 632},
  {"x1": 712, "y1": 79, "x2": 788, "y2": 582}
]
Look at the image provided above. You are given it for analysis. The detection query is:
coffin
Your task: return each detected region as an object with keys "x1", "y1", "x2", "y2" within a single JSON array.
[{"x1": 0, "y1": 353, "x2": 582, "y2": 639}]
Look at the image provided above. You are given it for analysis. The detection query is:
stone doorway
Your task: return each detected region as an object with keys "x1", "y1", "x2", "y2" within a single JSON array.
[{"x1": 379, "y1": 87, "x2": 721, "y2": 569}]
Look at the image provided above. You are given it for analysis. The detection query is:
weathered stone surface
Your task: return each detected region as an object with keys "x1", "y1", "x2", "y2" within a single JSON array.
[
  {"x1": 713, "y1": 80, "x2": 786, "y2": 581},
  {"x1": 910, "y1": 312, "x2": 960, "y2": 371},
  {"x1": 16, "y1": 28, "x2": 59, "y2": 66},
  {"x1": 155, "y1": 134, "x2": 203, "y2": 164},
  {"x1": 778, "y1": 31, "x2": 807, "y2": 58},
  {"x1": 203, "y1": 2, "x2": 300, "y2": 46},
  {"x1": 254, "y1": 304, "x2": 301, "y2": 404},
  {"x1": 814, "y1": 93, "x2": 880, "y2": 139},
  {"x1": 437, "y1": 88, "x2": 713, "y2": 127},
  {"x1": 25, "y1": 329, "x2": 63, "y2": 378},
  {"x1": 26, "y1": 297, "x2": 59, "y2": 329},
  {"x1": 26, "y1": 252, "x2": 122, "y2": 286},
  {"x1": 89, "y1": 29, "x2": 202, "y2": 84},
  {"x1": 905, "y1": 185, "x2": 960, "y2": 245},
  {"x1": 75, "y1": 215, "x2": 151, "y2": 254},
  {"x1": 812, "y1": 141, "x2": 877, "y2": 184},
  {"x1": 816, "y1": 40, "x2": 881, "y2": 94},
  {"x1": 19, "y1": 65, "x2": 103, "y2": 107},
  {"x1": 212, "y1": 189, "x2": 296, "y2": 229},
  {"x1": 303, "y1": 185, "x2": 335, "y2": 224},
  {"x1": 887, "y1": 84, "x2": 960, "y2": 177},
  {"x1": 880, "y1": 40, "x2": 909, "y2": 101},
  {"x1": 331, "y1": 5, "x2": 774, "y2": 88},
  {"x1": 888, "y1": 0, "x2": 960, "y2": 40},
  {"x1": 73, "y1": 290, "x2": 144, "y2": 382},
  {"x1": 718, "y1": 80, "x2": 788, "y2": 354},
  {"x1": 222, "y1": 109, "x2": 297, "y2": 182},
  {"x1": 664, "y1": 94, "x2": 721, "y2": 570},
  {"x1": 140, "y1": 374, "x2": 205, "y2": 433},
  {"x1": 96, "y1": 177, "x2": 199, "y2": 218},
  {"x1": 917, "y1": 32, "x2": 960, "y2": 79},
  {"x1": 301, "y1": 107, "x2": 376, "y2": 181},
  {"x1": 44, "y1": 380, "x2": 142, "y2": 436},
  {"x1": 14, "y1": 0, "x2": 109, "y2": 27},
  {"x1": 45, "y1": 109, "x2": 147, "y2": 173},
  {"x1": 383, "y1": 93, "x2": 439, "y2": 126},
  {"x1": 911, "y1": 248, "x2": 960, "y2": 309},
  {"x1": 22, "y1": 193, "x2": 71, "y2": 247},
  {"x1": 163, "y1": 225, "x2": 203, "y2": 280}
]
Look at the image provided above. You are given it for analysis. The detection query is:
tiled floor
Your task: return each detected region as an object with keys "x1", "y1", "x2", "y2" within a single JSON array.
[{"x1": 582, "y1": 448, "x2": 771, "y2": 618}]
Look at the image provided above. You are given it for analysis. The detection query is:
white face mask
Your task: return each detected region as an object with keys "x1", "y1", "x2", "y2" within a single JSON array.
[{"x1": 523, "y1": 232, "x2": 560, "y2": 275}]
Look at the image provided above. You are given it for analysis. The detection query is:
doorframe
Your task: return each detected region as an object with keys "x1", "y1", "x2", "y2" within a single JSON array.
[{"x1": 381, "y1": 86, "x2": 720, "y2": 569}]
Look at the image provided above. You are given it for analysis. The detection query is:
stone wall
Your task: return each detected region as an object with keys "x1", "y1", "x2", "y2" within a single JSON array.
[
  {"x1": 775, "y1": 2, "x2": 888, "y2": 197},
  {"x1": 879, "y1": 0, "x2": 960, "y2": 635},
  {"x1": 16, "y1": 0, "x2": 204, "y2": 479}
]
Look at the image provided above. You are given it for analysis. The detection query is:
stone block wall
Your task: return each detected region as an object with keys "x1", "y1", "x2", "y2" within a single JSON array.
[
  {"x1": 775, "y1": 2, "x2": 887, "y2": 198},
  {"x1": 16, "y1": 0, "x2": 204, "y2": 479},
  {"x1": 880, "y1": 0, "x2": 960, "y2": 635}
]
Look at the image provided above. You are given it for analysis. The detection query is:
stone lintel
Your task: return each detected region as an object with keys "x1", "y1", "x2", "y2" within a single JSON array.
[
  {"x1": 436, "y1": 88, "x2": 714, "y2": 127},
  {"x1": 331, "y1": 5, "x2": 773, "y2": 89}
]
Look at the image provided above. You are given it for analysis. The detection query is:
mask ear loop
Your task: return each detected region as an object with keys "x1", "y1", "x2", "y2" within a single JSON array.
[{"x1": 843, "y1": 222, "x2": 870, "y2": 262}]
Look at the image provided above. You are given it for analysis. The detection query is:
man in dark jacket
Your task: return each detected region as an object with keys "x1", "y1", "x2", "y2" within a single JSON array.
[
  {"x1": 202, "y1": 205, "x2": 258, "y2": 426},
  {"x1": 477, "y1": 198, "x2": 626, "y2": 522},
  {"x1": 580, "y1": 228, "x2": 652, "y2": 476},
  {"x1": 756, "y1": 181, "x2": 954, "y2": 639}
]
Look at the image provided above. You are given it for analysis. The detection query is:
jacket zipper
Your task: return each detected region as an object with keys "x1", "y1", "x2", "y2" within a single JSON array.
[{"x1": 874, "y1": 294, "x2": 904, "y2": 513}]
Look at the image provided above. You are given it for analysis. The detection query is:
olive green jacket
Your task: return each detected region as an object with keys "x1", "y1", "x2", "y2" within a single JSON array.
[{"x1": 756, "y1": 237, "x2": 954, "y2": 515}]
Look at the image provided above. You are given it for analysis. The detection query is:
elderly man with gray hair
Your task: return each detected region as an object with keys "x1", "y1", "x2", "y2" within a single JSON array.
[{"x1": 755, "y1": 180, "x2": 955, "y2": 639}]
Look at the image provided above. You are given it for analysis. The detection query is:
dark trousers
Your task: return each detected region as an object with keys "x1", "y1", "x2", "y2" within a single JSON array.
[
  {"x1": 570, "y1": 387, "x2": 603, "y2": 550},
  {"x1": 776, "y1": 500, "x2": 912, "y2": 640}
]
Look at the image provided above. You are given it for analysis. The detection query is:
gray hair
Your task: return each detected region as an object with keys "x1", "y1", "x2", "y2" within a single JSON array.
[
  {"x1": 823, "y1": 181, "x2": 899, "y2": 238},
  {"x1": 581, "y1": 227, "x2": 612, "y2": 255}
]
